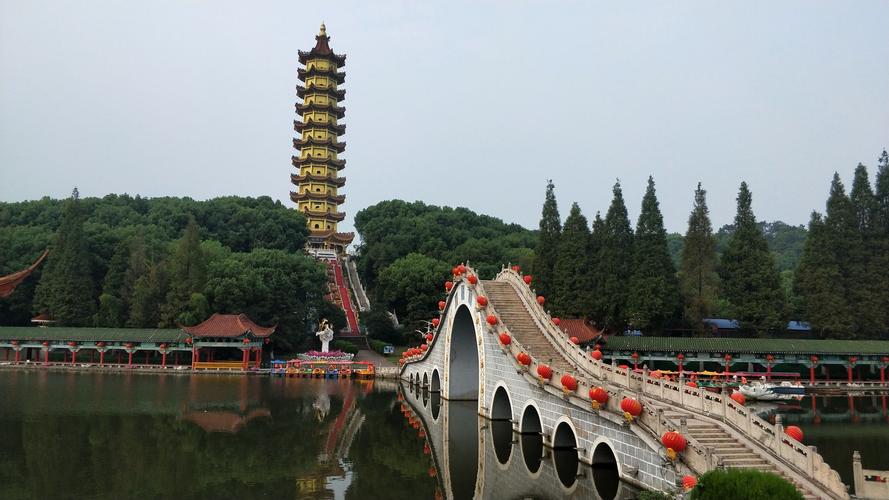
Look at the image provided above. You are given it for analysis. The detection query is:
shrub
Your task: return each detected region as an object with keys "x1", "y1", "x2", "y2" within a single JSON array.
[
  {"x1": 369, "y1": 339, "x2": 389, "y2": 355},
  {"x1": 636, "y1": 490, "x2": 673, "y2": 500},
  {"x1": 689, "y1": 469, "x2": 803, "y2": 500},
  {"x1": 331, "y1": 340, "x2": 359, "y2": 354}
]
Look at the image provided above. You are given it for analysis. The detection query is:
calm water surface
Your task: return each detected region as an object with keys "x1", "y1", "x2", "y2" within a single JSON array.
[{"x1": 1, "y1": 370, "x2": 887, "y2": 499}]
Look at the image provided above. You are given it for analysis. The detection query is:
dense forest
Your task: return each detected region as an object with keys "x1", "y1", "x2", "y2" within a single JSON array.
[
  {"x1": 531, "y1": 149, "x2": 889, "y2": 339},
  {"x1": 0, "y1": 193, "x2": 337, "y2": 350}
]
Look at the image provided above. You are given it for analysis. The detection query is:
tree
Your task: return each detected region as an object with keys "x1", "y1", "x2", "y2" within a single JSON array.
[
  {"x1": 874, "y1": 150, "x2": 889, "y2": 334},
  {"x1": 718, "y1": 182, "x2": 785, "y2": 332},
  {"x1": 533, "y1": 180, "x2": 561, "y2": 298},
  {"x1": 595, "y1": 181, "x2": 634, "y2": 332},
  {"x1": 161, "y1": 217, "x2": 208, "y2": 326},
  {"x1": 375, "y1": 253, "x2": 451, "y2": 335},
  {"x1": 626, "y1": 177, "x2": 679, "y2": 332},
  {"x1": 587, "y1": 212, "x2": 606, "y2": 323},
  {"x1": 794, "y1": 212, "x2": 849, "y2": 336},
  {"x1": 33, "y1": 188, "x2": 96, "y2": 325},
  {"x1": 679, "y1": 182, "x2": 720, "y2": 330},
  {"x1": 848, "y1": 164, "x2": 883, "y2": 336},
  {"x1": 551, "y1": 203, "x2": 592, "y2": 317}
]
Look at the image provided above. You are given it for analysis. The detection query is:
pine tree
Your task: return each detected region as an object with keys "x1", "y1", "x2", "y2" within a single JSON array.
[
  {"x1": 679, "y1": 182, "x2": 720, "y2": 330},
  {"x1": 588, "y1": 212, "x2": 605, "y2": 323},
  {"x1": 596, "y1": 181, "x2": 634, "y2": 332},
  {"x1": 95, "y1": 240, "x2": 130, "y2": 326},
  {"x1": 848, "y1": 164, "x2": 882, "y2": 336},
  {"x1": 161, "y1": 218, "x2": 207, "y2": 325},
  {"x1": 795, "y1": 212, "x2": 849, "y2": 337},
  {"x1": 551, "y1": 203, "x2": 592, "y2": 317},
  {"x1": 627, "y1": 177, "x2": 679, "y2": 332},
  {"x1": 874, "y1": 150, "x2": 889, "y2": 335},
  {"x1": 33, "y1": 188, "x2": 96, "y2": 325},
  {"x1": 718, "y1": 182, "x2": 785, "y2": 333},
  {"x1": 534, "y1": 180, "x2": 561, "y2": 297}
]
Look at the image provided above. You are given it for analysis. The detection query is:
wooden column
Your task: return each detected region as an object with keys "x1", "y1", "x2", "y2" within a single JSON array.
[{"x1": 241, "y1": 348, "x2": 249, "y2": 371}]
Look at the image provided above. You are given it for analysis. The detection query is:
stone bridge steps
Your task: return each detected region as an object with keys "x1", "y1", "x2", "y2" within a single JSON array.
[
  {"x1": 481, "y1": 281, "x2": 574, "y2": 374},
  {"x1": 654, "y1": 402, "x2": 820, "y2": 499}
]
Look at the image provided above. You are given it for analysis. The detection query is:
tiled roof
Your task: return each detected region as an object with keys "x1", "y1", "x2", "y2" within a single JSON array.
[
  {"x1": 558, "y1": 319, "x2": 601, "y2": 343},
  {"x1": 0, "y1": 249, "x2": 48, "y2": 298},
  {"x1": 181, "y1": 313, "x2": 275, "y2": 338},
  {"x1": 0, "y1": 327, "x2": 186, "y2": 342},
  {"x1": 603, "y1": 336, "x2": 889, "y2": 355}
]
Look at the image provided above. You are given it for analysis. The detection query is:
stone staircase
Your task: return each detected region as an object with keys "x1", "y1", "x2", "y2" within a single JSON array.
[
  {"x1": 651, "y1": 401, "x2": 820, "y2": 500},
  {"x1": 482, "y1": 281, "x2": 574, "y2": 374}
]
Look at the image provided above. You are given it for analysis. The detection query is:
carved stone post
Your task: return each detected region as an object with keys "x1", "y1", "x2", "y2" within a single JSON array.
[{"x1": 852, "y1": 450, "x2": 864, "y2": 498}]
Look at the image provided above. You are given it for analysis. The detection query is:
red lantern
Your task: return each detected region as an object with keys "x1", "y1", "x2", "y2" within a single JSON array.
[
  {"x1": 686, "y1": 381, "x2": 698, "y2": 388},
  {"x1": 620, "y1": 397, "x2": 642, "y2": 417},
  {"x1": 426, "y1": 333, "x2": 434, "y2": 343},
  {"x1": 849, "y1": 356, "x2": 858, "y2": 365},
  {"x1": 159, "y1": 343, "x2": 167, "y2": 349},
  {"x1": 486, "y1": 315, "x2": 498, "y2": 326},
  {"x1": 536, "y1": 295, "x2": 545, "y2": 305},
  {"x1": 785, "y1": 425, "x2": 804, "y2": 442},
  {"x1": 561, "y1": 374, "x2": 578, "y2": 392},
  {"x1": 431, "y1": 318, "x2": 440, "y2": 327},
  {"x1": 591, "y1": 349, "x2": 603, "y2": 361},
  {"x1": 536, "y1": 364, "x2": 553, "y2": 380},
  {"x1": 589, "y1": 386, "x2": 609, "y2": 404},
  {"x1": 523, "y1": 275, "x2": 532, "y2": 285},
  {"x1": 661, "y1": 431, "x2": 687, "y2": 453},
  {"x1": 67, "y1": 341, "x2": 76, "y2": 347},
  {"x1": 185, "y1": 337, "x2": 193, "y2": 344},
  {"x1": 456, "y1": 264, "x2": 466, "y2": 275},
  {"x1": 552, "y1": 317, "x2": 561, "y2": 326},
  {"x1": 242, "y1": 338, "x2": 250, "y2": 344},
  {"x1": 724, "y1": 354, "x2": 732, "y2": 361},
  {"x1": 881, "y1": 356, "x2": 889, "y2": 364},
  {"x1": 41, "y1": 341, "x2": 49, "y2": 347},
  {"x1": 264, "y1": 338, "x2": 271, "y2": 344},
  {"x1": 570, "y1": 336, "x2": 579, "y2": 345},
  {"x1": 517, "y1": 352, "x2": 532, "y2": 366},
  {"x1": 498, "y1": 333, "x2": 511, "y2": 345},
  {"x1": 676, "y1": 353, "x2": 684, "y2": 361},
  {"x1": 96, "y1": 342, "x2": 105, "y2": 348},
  {"x1": 511, "y1": 265, "x2": 521, "y2": 273},
  {"x1": 467, "y1": 275, "x2": 478, "y2": 285},
  {"x1": 730, "y1": 391, "x2": 746, "y2": 406},
  {"x1": 766, "y1": 354, "x2": 774, "y2": 362},
  {"x1": 452, "y1": 266, "x2": 459, "y2": 276},
  {"x1": 631, "y1": 352, "x2": 639, "y2": 360},
  {"x1": 476, "y1": 296, "x2": 488, "y2": 307},
  {"x1": 438, "y1": 301, "x2": 446, "y2": 310},
  {"x1": 682, "y1": 475, "x2": 698, "y2": 491},
  {"x1": 420, "y1": 344, "x2": 428, "y2": 352},
  {"x1": 444, "y1": 281, "x2": 453, "y2": 291},
  {"x1": 810, "y1": 355, "x2": 819, "y2": 364}
]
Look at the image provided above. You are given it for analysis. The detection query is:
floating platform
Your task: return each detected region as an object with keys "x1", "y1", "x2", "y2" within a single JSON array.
[{"x1": 270, "y1": 359, "x2": 375, "y2": 379}]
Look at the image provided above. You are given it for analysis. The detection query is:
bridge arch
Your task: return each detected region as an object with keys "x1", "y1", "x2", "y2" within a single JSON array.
[
  {"x1": 552, "y1": 417, "x2": 580, "y2": 489},
  {"x1": 490, "y1": 382, "x2": 513, "y2": 421},
  {"x1": 519, "y1": 400, "x2": 542, "y2": 434},
  {"x1": 422, "y1": 372, "x2": 428, "y2": 388},
  {"x1": 430, "y1": 368, "x2": 441, "y2": 393},
  {"x1": 445, "y1": 304, "x2": 481, "y2": 400},
  {"x1": 590, "y1": 437, "x2": 622, "y2": 500}
]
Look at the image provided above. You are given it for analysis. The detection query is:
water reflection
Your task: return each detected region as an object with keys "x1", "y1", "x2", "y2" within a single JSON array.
[
  {"x1": 521, "y1": 432, "x2": 544, "y2": 474},
  {"x1": 491, "y1": 420, "x2": 513, "y2": 465}
]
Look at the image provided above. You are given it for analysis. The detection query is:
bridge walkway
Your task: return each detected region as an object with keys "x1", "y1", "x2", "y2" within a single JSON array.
[{"x1": 484, "y1": 275, "x2": 825, "y2": 499}]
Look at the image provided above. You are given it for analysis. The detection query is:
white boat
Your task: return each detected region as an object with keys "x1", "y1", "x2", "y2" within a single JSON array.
[{"x1": 739, "y1": 381, "x2": 806, "y2": 401}]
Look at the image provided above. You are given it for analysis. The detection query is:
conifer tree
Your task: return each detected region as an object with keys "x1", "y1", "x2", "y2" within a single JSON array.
[
  {"x1": 161, "y1": 218, "x2": 208, "y2": 325},
  {"x1": 874, "y1": 150, "x2": 889, "y2": 334},
  {"x1": 848, "y1": 164, "x2": 882, "y2": 336},
  {"x1": 718, "y1": 182, "x2": 785, "y2": 332},
  {"x1": 627, "y1": 177, "x2": 679, "y2": 331},
  {"x1": 679, "y1": 182, "x2": 720, "y2": 330},
  {"x1": 596, "y1": 181, "x2": 634, "y2": 332},
  {"x1": 534, "y1": 180, "x2": 561, "y2": 297},
  {"x1": 33, "y1": 188, "x2": 96, "y2": 325},
  {"x1": 552, "y1": 203, "x2": 592, "y2": 317},
  {"x1": 795, "y1": 212, "x2": 849, "y2": 336},
  {"x1": 588, "y1": 212, "x2": 605, "y2": 323}
]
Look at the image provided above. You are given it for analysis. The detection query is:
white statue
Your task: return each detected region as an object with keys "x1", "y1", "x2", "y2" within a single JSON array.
[{"x1": 316, "y1": 318, "x2": 334, "y2": 353}]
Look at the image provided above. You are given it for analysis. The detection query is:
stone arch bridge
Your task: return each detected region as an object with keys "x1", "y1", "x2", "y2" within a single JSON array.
[{"x1": 400, "y1": 267, "x2": 848, "y2": 499}]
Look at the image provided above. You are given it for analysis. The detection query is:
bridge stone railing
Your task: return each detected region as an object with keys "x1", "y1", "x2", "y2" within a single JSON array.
[{"x1": 490, "y1": 266, "x2": 848, "y2": 499}]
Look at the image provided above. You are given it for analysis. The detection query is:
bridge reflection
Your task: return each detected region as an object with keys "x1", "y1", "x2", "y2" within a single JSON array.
[{"x1": 401, "y1": 380, "x2": 640, "y2": 500}]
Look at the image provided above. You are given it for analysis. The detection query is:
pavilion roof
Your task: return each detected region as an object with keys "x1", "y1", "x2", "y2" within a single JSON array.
[
  {"x1": 181, "y1": 313, "x2": 275, "y2": 338},
  {"x1": 0, "y1": 326, "x2": 186, "y2": 342},
  {"x1": 0, "y1": 249, "x2": 48, "y2": 298},
  {"x1": 558, "y1": 319, "x2": 601, "y2": 343},
  {"x1": 603, "y1": 336, "x2": 889, "y2": 356}
]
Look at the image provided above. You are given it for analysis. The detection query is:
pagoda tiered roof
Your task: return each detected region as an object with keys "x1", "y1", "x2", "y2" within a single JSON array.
[
  {"x1": 297, "y1": 25, "x2": 347, "y2": 66},
  {"x1": 295, "y1": 101, "x2": 346, "y2": 119},
  {"x1": 297, "y1": 67, "x2": 346, "y2": 84},
  {"x1": 293, "y1": 136, "x2": 346, "y2": 153},
  {"x1": 290, "y1": 173, "x2": 346, "y2": 187},
  {"x1": 300, "y1": 208, "x2": 346, "y2": 222},
  {"x1": 308, "y1": 230, "x2": 355, "y2": 245},
  {"x1": 182, "y1": 313, "x2": 275, "y2": 338},
  {"x1": 293, "y1": 155, "x2": 346, "y2": 168},
  {"x1": 294, "y1": 119, "x2": 345, "y2": 134},
  {"x1": 290, "y1": 191, "x2": 346, "y2": 204},
  {"x1": 297, "y1": 85, "x2": 345, "y2": 100}
]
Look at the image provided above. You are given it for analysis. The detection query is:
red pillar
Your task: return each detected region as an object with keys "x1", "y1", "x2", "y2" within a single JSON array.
[
  {"x1": 145, "y1": 351, "x2": 150, "y2": 365},
  {"x1": 881, "y1": 367, "x2": 886, "y2": 385},
  {"x1": 14, "y1": 349, "x2": 20, "y2": 363},
  {"x1": 43, "y1": 349, "x2": 49, "y2": 364},
  {"x1": 99, "y1": 351, "x2": 105, "y2": 365},
  {"x1": 241, "y1": 349, "x2": 249, "y2": 371},
  {"x1": 766, "y1": 363, "x2": 772, "y2": 382},
  {"x1": 71, "y1": 351, "x2": 77, "y2": 365},
  {"x1": 254, "y1": 348, "x2": 261, "y2": 366},
  {"x1": 127, "y1": 351, "x2": 133, "y2": 367},
  {"x1": 847, "y1": 366, "x2": 853, "y2": 384},
  {"x1": 162, "y1": 352, "x2": 167, "y2": 368},
  {"x1": 678, "y1": 361, "x2": 683, "y2": 374},
  {"x1": 810, "y1": 366, "x2": 816, "y2": 385}
]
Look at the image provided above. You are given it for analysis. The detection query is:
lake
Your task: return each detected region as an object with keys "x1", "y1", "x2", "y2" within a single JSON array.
[{"x1": 1, "y1": 370, "x2": 887, "y2": 499}]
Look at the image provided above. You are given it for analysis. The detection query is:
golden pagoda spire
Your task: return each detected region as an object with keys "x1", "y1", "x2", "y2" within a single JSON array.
[{"x1": 319, "y1": 22, "x2": 326, "y2": 37}]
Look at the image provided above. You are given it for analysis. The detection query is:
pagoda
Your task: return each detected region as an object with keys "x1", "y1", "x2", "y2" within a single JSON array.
[{"x1": 291, "y1": 23, "x2": 354, "y2": 253}]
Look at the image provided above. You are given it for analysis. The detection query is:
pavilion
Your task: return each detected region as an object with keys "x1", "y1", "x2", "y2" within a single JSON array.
[{"x1": 0, "y1": 313, "x2": 274, "y2": 372}]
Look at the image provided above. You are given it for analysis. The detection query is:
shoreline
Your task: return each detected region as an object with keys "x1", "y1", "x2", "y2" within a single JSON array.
[{"x1": 0, "y1": 362, "x2": 401, "y2": 378}]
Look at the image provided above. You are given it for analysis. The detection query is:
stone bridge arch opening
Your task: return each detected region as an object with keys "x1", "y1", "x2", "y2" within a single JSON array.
[
  {"x1": 422, "y1": 372, "x2": 428, "y2": 389},
  {"x1": 491, "y1": 385, "x2": 512, "y2": 421},
  {"x1": 591, "y1": 441, "x2": 620, "y2": 500},
  {"x1": 520, "y1": 403, "x2": 543, "y2": 474},
  {"x1": 553, "y1": 421, "x2": 579, "y2": 488},
  {"x1": 446, "y1": 305, "x2": 479, "y2": 400},
  {"x1": 430, "y1": 369, "x2": 441, "y2": 393}
]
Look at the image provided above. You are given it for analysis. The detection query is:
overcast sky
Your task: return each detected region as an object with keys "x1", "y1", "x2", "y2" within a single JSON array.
[{"x1": 2, "y1": 1, "x2": 888, "y2": 234}]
